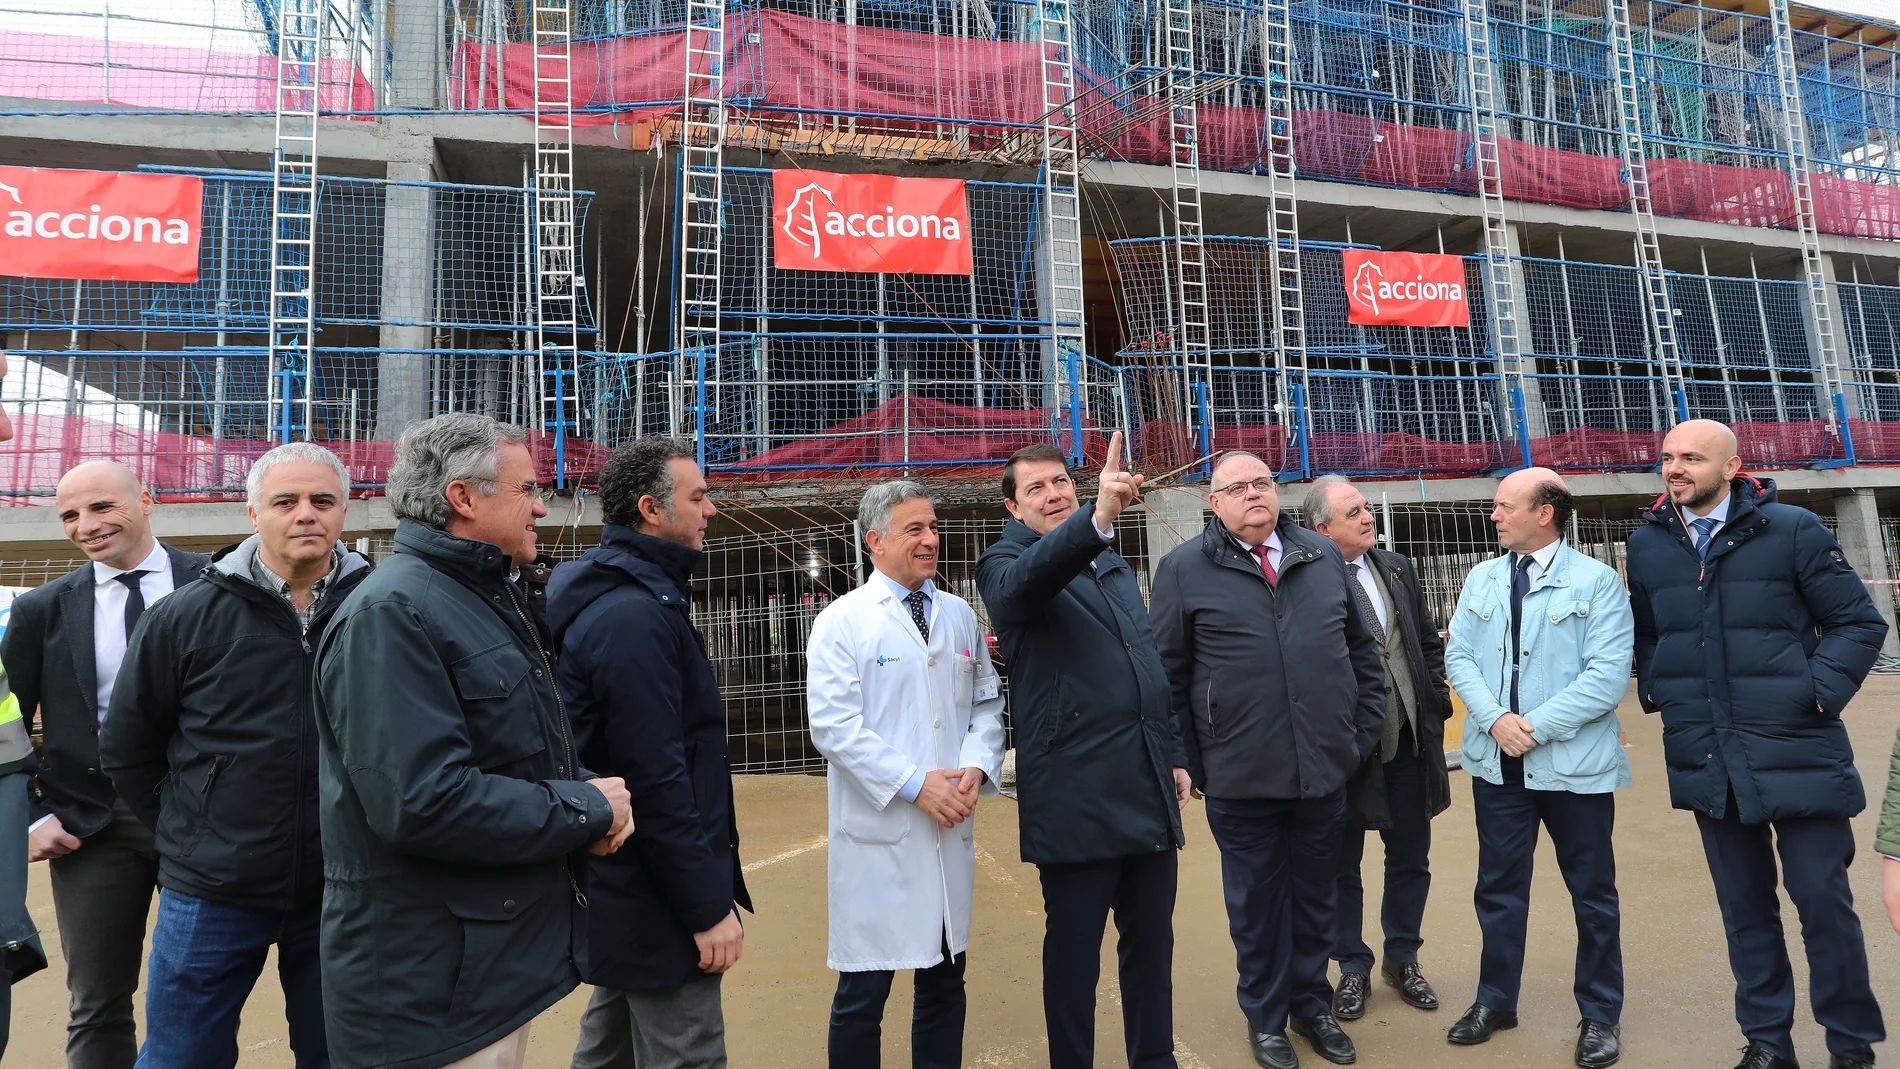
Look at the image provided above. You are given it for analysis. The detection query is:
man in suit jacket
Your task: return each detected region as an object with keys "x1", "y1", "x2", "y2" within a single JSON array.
[
  {"x1": 1304, "y1": 476, "x2": 1452, "y2": 1022},
  {"x1": 2, "y1": 460, "x2": 209, "y2": 1069},
  {"x1": 977, "y1": 437, "x2": 1190, "y2": 1069}
]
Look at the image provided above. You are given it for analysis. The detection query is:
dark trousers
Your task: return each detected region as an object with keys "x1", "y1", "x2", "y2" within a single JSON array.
[
  {"x1": 1334, "y1": 731, "x2": 1433, "y2": 974},
  {"x1": 48, "y1": 807, "x2": 158, "y2": 1069},
  {"x1": 135, "y1": 889, "x2": 327, "y2": 1069},
  {"x1": 1037, "y1": 850, "x2": 1179, "y2": 1069},
  {"x1": 1695, "y1": 802, "x2": 1885, "y2": 1059},
  {"x1": 1470, "y1": 777, "x2": 1622, "y2": 1025},
  {"x1": 571, "y1": 975, "x2": 727, "y2": 1069},
  {"x1": 1203, "y1": 788, "x2": 1348, "y2": 1035},
  {"x1": 828, "y1": 939, "x2": 966, "y2": 1069}
]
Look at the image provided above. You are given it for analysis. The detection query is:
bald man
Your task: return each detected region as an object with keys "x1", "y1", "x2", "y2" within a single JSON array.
[
  {"x1": 2, "y1": 461, "x2": 208, "y2": 1069},
  {"x1": 1627, "y1": 421, "x2": 1886, "y2": 1069},
  {"x1": 1444, "y1": 468, "x2": 1634, "y2": 1068}
]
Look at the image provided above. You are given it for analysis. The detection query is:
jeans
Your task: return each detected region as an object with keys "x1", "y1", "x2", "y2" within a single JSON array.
[{"x1": 135, "y1": 889, "x2": 328, "y2": 1069}]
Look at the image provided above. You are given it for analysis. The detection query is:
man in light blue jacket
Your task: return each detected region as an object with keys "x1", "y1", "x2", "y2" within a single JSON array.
[{"x1": 1443, "y1": 468, "x2": 1635, "y2": 1069}]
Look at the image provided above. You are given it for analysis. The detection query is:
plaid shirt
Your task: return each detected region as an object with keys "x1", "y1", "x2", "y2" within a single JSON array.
[{"x1": 250, "y1": 547, "x2": 341, "y2": 633}]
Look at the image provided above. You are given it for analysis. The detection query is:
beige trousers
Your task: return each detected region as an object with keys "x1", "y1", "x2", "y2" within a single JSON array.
[{"x1": 440, "y1": 1022, "x2": 533, "y2": 1069}]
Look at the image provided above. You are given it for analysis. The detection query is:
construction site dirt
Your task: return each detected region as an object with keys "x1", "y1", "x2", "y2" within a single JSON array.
[{"x1": 9, "y1": 680, "x2": 1900, "y2": 1068}]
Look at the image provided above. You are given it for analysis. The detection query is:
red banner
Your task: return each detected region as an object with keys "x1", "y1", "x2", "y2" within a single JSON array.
[
  {"x1": 773, "y1": 170, "x2": 972, "y2": 275},
  {"x1": 0, "y1": 167, "x2": 202, "y2": 284},
  {"x1": 1342, "y1": 250, "x2": 1470, "y2": 328}
]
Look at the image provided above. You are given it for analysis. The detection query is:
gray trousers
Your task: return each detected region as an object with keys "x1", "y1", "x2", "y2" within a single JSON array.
[
  {"x1": 571, "y1": 975, "x2": 726, "y2": 1069},
  {"x1": 47, "y1": 804, "x2": 158, "y2": 1069}
]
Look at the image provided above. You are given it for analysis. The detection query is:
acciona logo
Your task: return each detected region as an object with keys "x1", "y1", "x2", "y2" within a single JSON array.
[
  {"x1": 1349, "y1": 259, "x2": 1464, "y2": 316},
  {"x1": 0, "y1": 166, "x2": 203, "y2": 284},
  {"x1": 772, "y1": 170, "x2": 973, "y2": 275},
  {"x1": 781, "y1": 180, "x2": 965, "y2": 255},
  {"x1": 2, "y1": 182, "x2": 192, "y2": 246}
]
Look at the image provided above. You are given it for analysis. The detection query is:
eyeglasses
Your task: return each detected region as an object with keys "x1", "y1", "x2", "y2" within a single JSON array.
[
  {"x1": 1214, "y1": 476, "x2": 1278, "y2": 499},
  {"x1": 513, "y1": 482, "x2": 552, "y2": 505}
]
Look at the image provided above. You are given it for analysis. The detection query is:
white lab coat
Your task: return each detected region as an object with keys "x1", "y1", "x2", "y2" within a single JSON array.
[{"x1": 805, "y1": 577, "x2": 1007, "y2": 972}]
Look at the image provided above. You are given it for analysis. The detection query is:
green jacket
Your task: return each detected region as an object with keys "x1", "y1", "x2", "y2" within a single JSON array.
[{"x1": 1876, "y1": 724, "x2": 1900, "y2": 859}]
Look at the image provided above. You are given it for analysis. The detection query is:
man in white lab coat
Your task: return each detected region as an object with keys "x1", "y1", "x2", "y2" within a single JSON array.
[{"x1": 807, "y1": 479, "x2": 1007, "y2": 1069}]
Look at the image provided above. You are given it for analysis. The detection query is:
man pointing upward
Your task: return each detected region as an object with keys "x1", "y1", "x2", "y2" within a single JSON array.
[{"x1": 979, "y1": 434, "x2": 1191, "y2": 1069}]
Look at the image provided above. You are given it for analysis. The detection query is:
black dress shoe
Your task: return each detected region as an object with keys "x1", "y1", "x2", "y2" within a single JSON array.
[
  {"x1": 1732, "y1": 1044, "x2": 1801, "y2": 1069},
  {"x1": 1290, "y1": 1014, "x2": 1357, "y2": 1065},
  {"x1": 1446, "y1": 1003, "x2": 1518, "y2": 1045},
  {"x1": 1249, "y1": 1031, "x2": 1300, "y2": 1069},
  {"x1": 1829, "y1": 1052, "x2": 1875, "y2": 1069},
  {"x1": 1332, "y1": 971, "x2": 1369, "y2": 1020},
  {"x1": 1381, "y1": 960, "x2": 1439, "y2": 1010},
  {"x1": 1575, "y1": 1020, "x2": 1621, "y2": 1068}
]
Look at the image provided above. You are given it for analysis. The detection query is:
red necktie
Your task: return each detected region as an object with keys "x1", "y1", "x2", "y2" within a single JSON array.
[{"x1": 1252, "y1": 544, "x2": 1278, "y2": 586}]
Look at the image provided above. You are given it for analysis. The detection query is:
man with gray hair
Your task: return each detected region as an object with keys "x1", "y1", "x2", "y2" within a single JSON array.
[
  {"x1": 807, "y1": 479, "x2": 1006, "y2": 1069},
  {"x1": 1304, "y1": 475, "x2": 1451, "y2": 1023},
  {"x1": 314, "y1": 413, "x2": 634, "y2": 1069},
  {"x1": 103, "y1": 441, "x2": 372, "y2": 1068}
]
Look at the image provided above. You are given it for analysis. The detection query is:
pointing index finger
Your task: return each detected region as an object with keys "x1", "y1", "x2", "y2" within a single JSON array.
[{"x1": 1102, "y1": 431, "x2": 1124, "y2": 477}]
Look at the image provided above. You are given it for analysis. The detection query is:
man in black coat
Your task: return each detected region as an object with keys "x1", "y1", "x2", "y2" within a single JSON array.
[
  {"x1": 976, "y1": 436, "x2": 1190, "y2": 1069},
  {"x1": 1151, "y1": 451, "x2": 1385, "y2": 1069},
  {"x1": 1304, "y1": 475, "x2": 1452, "y2": 1022},
  {"x1": 554, "y1": 437, "x2": 752, "y2": 1069},
  {"x1": 314, "y1": 414, "x2": 634, "y2": 1069},
  {"x1": 1627, "y1": 420, "x2": 1887, "y2": 1069},
  {"x1": 3, "y1": 460, "x2": 208, "y2": 1069},
  {"x1": 102, "y1": 442, "x2": 372, "y2": 1069}
]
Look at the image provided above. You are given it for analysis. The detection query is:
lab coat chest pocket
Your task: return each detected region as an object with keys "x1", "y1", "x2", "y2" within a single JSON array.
[{"x1": 954, "y1": 653, "x2": 976, "y2": 708}]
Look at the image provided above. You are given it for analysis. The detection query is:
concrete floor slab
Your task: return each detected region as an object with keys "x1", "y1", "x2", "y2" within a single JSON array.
[{"x1": 8, "y1": 680, "x2": 1900, "y2": 1067}]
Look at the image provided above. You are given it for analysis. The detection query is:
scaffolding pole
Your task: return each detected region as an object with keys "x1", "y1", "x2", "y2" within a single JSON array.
[
  {"x1": 269, "y1": 0, "x2": 325, "y2": 444},
  {"x1": 533, "y1": 0, "x2": 580, "y2": 483}
]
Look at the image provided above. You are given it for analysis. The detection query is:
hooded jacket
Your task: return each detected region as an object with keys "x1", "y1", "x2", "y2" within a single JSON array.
[
  {"x1": 1627, "y1": 475, "x2": 1887, "y2": 823},
  {"x1": 548, "y1": 525, "x2": 751, "y2": 993},
  {"x1": 101, "y1": 536, "x2": 371, "y2": 912}
]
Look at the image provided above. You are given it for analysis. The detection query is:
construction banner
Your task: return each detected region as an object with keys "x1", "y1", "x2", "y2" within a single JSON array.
[
  {"x1": 773, "y1": 170, "x2": 973, "y2": 275},
  {"x1": 1342, "y1": 249, "x2": 1470, "y2": 327},
  {"x1": 0, "y1": 166, "x2": 203, "y2": 284}
]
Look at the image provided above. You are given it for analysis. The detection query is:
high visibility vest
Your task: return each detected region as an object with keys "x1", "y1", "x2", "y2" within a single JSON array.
[{"x1": 0, "y1": 660, "x2": 28, "y2": 768}]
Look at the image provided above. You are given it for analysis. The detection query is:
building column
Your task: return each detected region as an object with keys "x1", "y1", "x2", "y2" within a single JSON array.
[
  {"x1": 1830, "y1": 489, "x2": 1899, "y2": 659},
  {"x1": 1501, "y1": 221, "x2": 1549, "y2": 444},
  {"x1": 377, "y1": 160, "x2": 435, "y2": 439},
  {"x1": 1142, "y1": 487, "x2": 1207, "y2": 559},
  {"x1": 381, "y1": 0, "x2": 445, "y2": 110},
  {"x1": 1816, "y1": 253, "x2": 1865, "y2": 422}
]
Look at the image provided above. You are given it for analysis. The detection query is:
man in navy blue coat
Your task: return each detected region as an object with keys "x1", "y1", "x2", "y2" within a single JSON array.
[
  {"x1": 1627, "y1": 419, "x2": 1886, "y2": 1069},
  {"x1": 552, "y1": 436, "x2": 752, "y2": 1069}
]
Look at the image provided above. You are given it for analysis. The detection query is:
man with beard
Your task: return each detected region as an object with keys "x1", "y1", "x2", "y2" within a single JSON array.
[{"x1": 1627, "y1": 420, "x2": 1886, "y2": 1069}]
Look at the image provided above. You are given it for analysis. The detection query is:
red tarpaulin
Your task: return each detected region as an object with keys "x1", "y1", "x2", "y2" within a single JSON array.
[{"x1": 0, "y1": 30, "x2": 371, "y2": 114}]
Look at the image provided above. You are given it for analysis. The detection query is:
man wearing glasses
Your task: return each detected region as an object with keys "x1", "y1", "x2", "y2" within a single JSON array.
[{"x1": 1150, "y1": 452, "x2": 1385, "y2": 1069}]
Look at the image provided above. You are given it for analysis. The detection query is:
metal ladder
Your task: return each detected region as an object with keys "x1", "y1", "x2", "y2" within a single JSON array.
[
  {"x1": 532, "y1": 0, "x2": 580, "y2": 480},
  {"x1": 1262, "y1": 0, "x2": 1306, "y2": 452},
  {"x1": 1606, "y1": 0, "x2": 1687, "y2": 423},
  {"x1": 677, "y1": 0, "x2": 726, "y2": 457},
  {"x1": 1039, "y1": 0, "x2": 1089, "y2": 460},
  {"x1": 268, "y1": 0, "x2": 324, "y2": 444},
  {"x1": 1164, "y1": 0, "x2": 1209, "y2": 428},
  {"x1": 1460, "y1": 0, "x2": 1530, "y2": 467},
  {"x1": 1769, "y1": 0, "x2": 1852, "y2": 449}
]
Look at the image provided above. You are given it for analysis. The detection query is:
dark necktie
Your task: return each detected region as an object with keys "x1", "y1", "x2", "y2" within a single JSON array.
[
  {"x1": 904, "y1": 589, "x2": 930, "y2": 642},
  {"x1": 1349, "y1": 561, "x2": 1384, "y2": 642},
  {"x1": 1691, "y1": 516, "x2": 1718, "y2": 559},
  {"x1": 115, "y1": 571, "x2": 149, "y2": 641},
  {"x1": 1509, "y1": 554, "x2": 1534, "y2": 715}
]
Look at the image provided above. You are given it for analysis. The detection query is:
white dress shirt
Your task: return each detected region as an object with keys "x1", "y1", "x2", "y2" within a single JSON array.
[
  {"x1": 1514, "y1": 537, "x2": 1564, "y2": 585},
  {"x1": 1236, "y1": 529, "x2": 1284, "y2": 576},
  {"x1": 1678, "y1": 492, "x2": 1733, "y2": 543},
  {"x1": 91, "y1": 540, "x2": 177, "y2": 725},
  {"x1": 1348, "y1": 555, "x2": 1389, "y2": 632}
]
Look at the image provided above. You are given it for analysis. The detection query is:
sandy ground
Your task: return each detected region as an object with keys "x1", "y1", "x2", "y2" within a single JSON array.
[{"x1": 9, "y1": 680, "x2": 1900, "y2": 1069}]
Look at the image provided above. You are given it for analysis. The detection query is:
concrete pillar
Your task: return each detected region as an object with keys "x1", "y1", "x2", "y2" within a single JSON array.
[
  {"x1": 1501, "y1": 222, "x2": 1550, "y2": 443},
  {"x1": 1142, "y1": 487, "x2": 1208, "y2": 559},
  {"x1": 1830, "y1": 489, "x2": 1900, "y2": 658},
  {"x1": 382, "y1": 0, "x2": 445, "y2": 110},
  {"x1": 1816, "y1": 254, "x2": 1864, "y2": 421},
  {"x1": 377, "y1": 161, "x2": 435, "y2": 439}
]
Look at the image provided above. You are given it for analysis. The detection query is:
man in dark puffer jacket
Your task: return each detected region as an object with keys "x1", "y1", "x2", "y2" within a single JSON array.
[{"x1": 1627, "y1": 419, "x2": 1886, "y2": 1069}]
